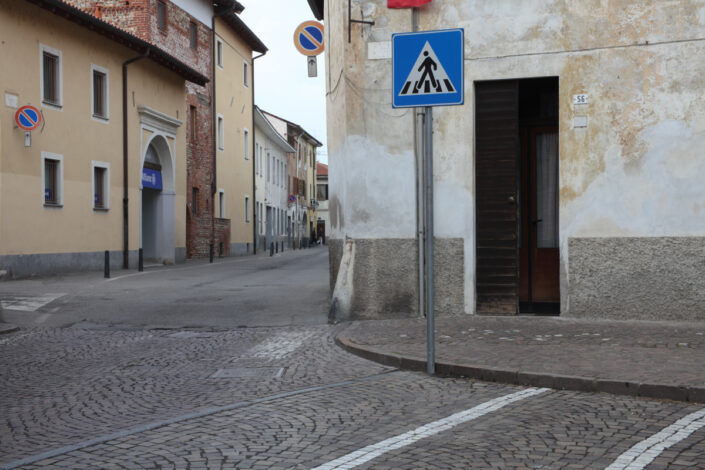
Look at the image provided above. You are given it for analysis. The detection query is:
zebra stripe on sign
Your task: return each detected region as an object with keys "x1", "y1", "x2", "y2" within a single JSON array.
[{"x1": 399, "y1": 41, "x2": 455, "y2": 96}]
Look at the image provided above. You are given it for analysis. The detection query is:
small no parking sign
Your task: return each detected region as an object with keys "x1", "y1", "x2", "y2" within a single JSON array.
[{"x1": 15, "y1": 105, "x2": 42, "y2": 131}]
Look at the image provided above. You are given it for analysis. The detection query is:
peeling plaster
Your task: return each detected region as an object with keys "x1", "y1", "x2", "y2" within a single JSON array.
[{"x1": 327, "y1": 0, "x2": 705, "y2": 316}]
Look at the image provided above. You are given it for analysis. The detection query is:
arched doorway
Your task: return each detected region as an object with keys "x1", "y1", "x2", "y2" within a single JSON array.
[{"x1": 141, "y1": 135, "x2": 175, "y2": 263}]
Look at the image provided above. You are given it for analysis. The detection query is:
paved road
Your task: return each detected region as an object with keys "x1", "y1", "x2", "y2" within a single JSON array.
[
  {"x1": 1, "y1": 249, "x2": 704, "y2": 469},
  {"x1": 0, "y1": 248, "x2": 329, "y2": 329}
]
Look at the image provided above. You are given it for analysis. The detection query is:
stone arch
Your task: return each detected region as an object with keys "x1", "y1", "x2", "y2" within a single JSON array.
[{"x1": 140, "y1": 134, "x2": 176, "y2": 263}]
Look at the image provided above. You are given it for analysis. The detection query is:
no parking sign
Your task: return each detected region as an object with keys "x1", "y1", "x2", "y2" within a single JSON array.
[
  {"x1": 15, "y1": 105, "x2": 42, "y2": 131},
  {"x1": 293, "y1": 21, "x2": 324, "y2": 56}
]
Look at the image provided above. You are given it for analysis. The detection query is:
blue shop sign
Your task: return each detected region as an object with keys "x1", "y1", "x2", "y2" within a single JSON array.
[{"x1": 142, "y1": 168, "x2": 163, "y2": 190}]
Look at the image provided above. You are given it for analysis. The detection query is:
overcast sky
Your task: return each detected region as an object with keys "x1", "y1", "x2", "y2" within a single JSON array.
[{"x1": 238, "y1": 0, "x2": 328, "y2": 163}]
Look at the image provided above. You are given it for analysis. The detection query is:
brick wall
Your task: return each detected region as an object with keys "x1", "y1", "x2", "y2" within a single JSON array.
[
  {"x1": 215, "y1": 218, "x2": 231, "y2": 257},
  {"x1": 67, "y1": 0, "x2": 217, "y2": 260},
  {"x1": 185, "y1": 88, "x2": 215, "y2": 259}
]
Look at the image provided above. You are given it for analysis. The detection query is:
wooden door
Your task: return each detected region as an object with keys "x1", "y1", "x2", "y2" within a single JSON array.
[
  {"x1": 475, "y1": 81, "x2": 520, "y2": 315},
  {"x1": 519, "y1": 127, "x2": 560, "y2": 309}
]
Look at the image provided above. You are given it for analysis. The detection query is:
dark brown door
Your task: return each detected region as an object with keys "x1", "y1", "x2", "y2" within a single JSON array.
[
  {"x1": 475, "y1": 80, "x2": 520, "y2": 315},
  {"x1": 317, "y1": 221, "x2": 326, "y2": 244},
  {"x1": 519, "y1": 127, "x2": 560, "y2": 308}
]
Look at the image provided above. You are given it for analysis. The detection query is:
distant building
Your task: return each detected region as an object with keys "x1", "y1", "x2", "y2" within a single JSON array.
[
  {"x1": 262, "y1": 112, "x2": 322, "y2": 248},
  {"x1": 0, "y1": 0, "x2": 206, "y2": 277},
  {"x1": 254, "y1": 108, "x2": 295, "y2": 252},
  {"x1": 316, "y1": 162, "x2": 328, "y2": 244}
]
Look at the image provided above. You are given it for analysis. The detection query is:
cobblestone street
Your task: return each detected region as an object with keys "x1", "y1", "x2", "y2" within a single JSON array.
[
  {"x1": 2, "y1": 324, "x2": 705, "y2": 469},
  {"x1": 1, "y1": 250, "x2": 705, "y2": 469}
]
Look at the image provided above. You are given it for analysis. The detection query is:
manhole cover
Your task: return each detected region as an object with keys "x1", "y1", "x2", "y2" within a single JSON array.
[{"x1": 211, "y1": 367, "x2": 284, "y2": 379}]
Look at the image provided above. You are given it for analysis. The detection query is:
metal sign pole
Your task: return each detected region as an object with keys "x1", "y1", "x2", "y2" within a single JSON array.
[{"x1": 425, "y1": 106, "x2": 435, "y2": 375}]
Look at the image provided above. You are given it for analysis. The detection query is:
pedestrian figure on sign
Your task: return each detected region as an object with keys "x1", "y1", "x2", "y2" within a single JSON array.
[{"x1": 414, "y1": 51, "x2": 439, "y2": 93}]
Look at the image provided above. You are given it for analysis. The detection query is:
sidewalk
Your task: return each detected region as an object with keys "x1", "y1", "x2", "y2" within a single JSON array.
[{"x1": 337, "y1": 316, "x2": 705, "y2": 403}]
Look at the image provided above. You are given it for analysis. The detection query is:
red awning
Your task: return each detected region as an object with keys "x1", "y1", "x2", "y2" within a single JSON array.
[{"x1": 388, "y1": 0, "x2": 432, "y2": 8}]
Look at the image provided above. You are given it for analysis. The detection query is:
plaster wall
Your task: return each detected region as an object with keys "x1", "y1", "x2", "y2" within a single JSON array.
[
  {"x1": 0, "y1": 2, "x2": 186, "y2": 272},
  {"x1": 215, "y1": 18, "x2": 254, "y2": 246},
  {"x1": 326, "y1": 0, "x2": 705, "y2": 318}
]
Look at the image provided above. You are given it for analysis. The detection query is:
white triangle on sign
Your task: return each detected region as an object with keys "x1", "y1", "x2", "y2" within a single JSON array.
[{"x1": 399, "y1": 41, "x2": 456, "y2": 96}]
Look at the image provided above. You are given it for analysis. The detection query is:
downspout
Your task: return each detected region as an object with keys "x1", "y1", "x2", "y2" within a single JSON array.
[
  {"x1": 122, "y1": 49, "x2": 150, "y2": 269},
  {"x1": 252, "y1": 51, "x2": 266, "y2": 253}
]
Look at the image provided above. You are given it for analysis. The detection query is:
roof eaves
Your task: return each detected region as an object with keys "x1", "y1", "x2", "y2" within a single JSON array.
[
  {"x1": 260, "y1": 110, "x2": 322, "y2": 147},
  {"x1": 255, "y1": 108, "x2": 296, "y2": 153},
  {"x1": 221, "y1": 12, "x2": 268, "y2": 54},
  {"x1": 307, "y1": 0, "x2": 324, "y2": 20},
  {"x1": 27, "y1": 0, "x2": 209, "y2": 86}
]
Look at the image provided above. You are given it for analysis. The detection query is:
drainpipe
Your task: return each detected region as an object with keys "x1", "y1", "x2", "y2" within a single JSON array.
[
  {"x1": 252, "y1": 51, "x2": 266, "y2": 253},
  {"x1": 122, "y1": 49, "x2": 150, "y2": 269}
]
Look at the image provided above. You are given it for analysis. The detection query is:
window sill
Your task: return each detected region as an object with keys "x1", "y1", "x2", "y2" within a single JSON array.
[
  {"x1": 93, "y1": 207, "x2": 109, "y2": 212},
  {"x1": 92, "y1": 114, "x2": 109, "y2": 123},
  {"x1": 43, "y1": 203, "x2": 63, "y2": 208},
  {"x1": 42, "y1": 100, "x2": 62, "y2": 111}
]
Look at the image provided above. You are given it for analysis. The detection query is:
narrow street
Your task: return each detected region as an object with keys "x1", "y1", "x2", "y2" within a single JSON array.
[{"x1": 1, "y1": 249, "x2": 704, "y2": 469}]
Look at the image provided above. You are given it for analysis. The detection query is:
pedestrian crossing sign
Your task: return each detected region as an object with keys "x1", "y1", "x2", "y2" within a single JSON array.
[{"x1": 392, "y1": 29, "x2": 464, "y2": 108}]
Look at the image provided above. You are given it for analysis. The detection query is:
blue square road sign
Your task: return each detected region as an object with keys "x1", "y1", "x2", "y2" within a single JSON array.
[{"x1": 392, "y1": 28, "x2": 464, "y2": 108}]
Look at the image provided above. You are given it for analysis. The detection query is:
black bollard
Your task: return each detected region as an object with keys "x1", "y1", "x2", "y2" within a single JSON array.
[
  {"x1": 104, "y1": 250, "x2": 110, "y2": 278},
  {"x1": 209, "y1": 244, "x2": 214, "y2": 263},
  {"x1": 281, "y1": 241, "x2": 284, "y2": 252},
  {"x1": 270, "y1": 242, "x2": 274, "y2": 256},
  {"x1": 276, "y1": 242, "x2": 279, "y2": 254},
  {"x1": 138, "y1": 248, "x2": 144, "y2": 272}
]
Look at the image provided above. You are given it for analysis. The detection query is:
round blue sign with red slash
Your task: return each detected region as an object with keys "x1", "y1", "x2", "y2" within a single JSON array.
[
  {"x1": 288, "y1": 194, "x2": 296, "y2": 203},
  {"x1": 294, "y1": 21, "x2": 324, "y2": 56},
  {"x1": 15, "y1": 105, "x2": 42, "y2": 131}
]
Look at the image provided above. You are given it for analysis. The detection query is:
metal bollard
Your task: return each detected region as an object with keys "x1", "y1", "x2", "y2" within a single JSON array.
[
  {"x1": 270, "y1": 242, "x2": 274, "y2": 256},
  {"x1": 209, "y1": 244, "x2": 214, "y2": 263},
  {"x1": 104, "y1": 250, "x2": 110, "y2": 278},
  {"x1": 276, "y1": 242, "x2": 278, "y2": 254},
  {"x1": 281, "y1": 241, "x2": 284, "y2": 252},
  {"x1": 138, "y1": 248, "x2": 144, "y2": 272}
]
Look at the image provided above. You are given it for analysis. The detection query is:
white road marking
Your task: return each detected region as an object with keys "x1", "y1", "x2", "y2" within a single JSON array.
[
  {"x1": 606, "y1": 407, "x2": 705, "y2": 470},
  {"x1": 0, "y1": 293, "x2": 65, "y2": 312},
  {"x1": 249, "y1": 331, "x2": 316, "y2": 361},
  {"x1": 310, "y1": 387, "x2": 550, "y2": 470}
]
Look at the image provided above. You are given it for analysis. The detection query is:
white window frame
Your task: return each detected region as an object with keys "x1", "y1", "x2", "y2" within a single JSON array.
[
  {"x1": 41, "y1": 151, "x2": 64, "y2": 208},
  {"x1": 245, "y1": 195, "x2": 250, "y2": 223},
  {"x1": 255, "y1": 143, "x2": 259, "y2": 173},
  {"x1": 243, "y1": 60, "x2": 249, "y2": 87},
  {"x1": 40, "y1": 43, "x2": 63, "y2": 110},
  {"x1": 217, "y1": 114, "x2": 224, "y2": 150},
  {"x1": 218, "y1": 188, "x2": 225, "y2": 218},
  {"x1": 91, "y1": 160, "x2": 110, "y2": 210},
  {"x1": 243, "y1": 129, "x2": 249, "y2": 160},
  {"x1": 90, "y1": 64, "x2": 109, "y2": 122},
  {"x1": 216, "y1": 38, "x2": 223, "y2": 69}
]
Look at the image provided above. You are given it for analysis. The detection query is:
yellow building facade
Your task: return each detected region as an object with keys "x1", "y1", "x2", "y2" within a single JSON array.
[
  {"x1": 0, "y1": 0, "x2": 206, "y2": 277},
  {"x1": 214, "y1": 15, "x2": 265, "y2": 256}
]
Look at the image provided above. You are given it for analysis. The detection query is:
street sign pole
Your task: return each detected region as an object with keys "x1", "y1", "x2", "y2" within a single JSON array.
[
  {"x1": 424, "y1": 106, "x2": 435, "y2": 375},
  {"x1": 392, "y1": 28, "x2": 463, "y2": 375}
]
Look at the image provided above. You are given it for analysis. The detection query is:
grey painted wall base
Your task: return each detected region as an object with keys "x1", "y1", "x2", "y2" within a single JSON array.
[
  {"x1": 328, "y1": 237, "x2": 464, "y2": 320},
  {"x1": 0, "y1": 250, "x2": 140, "y2": 279},
  {"x1": 230, "y1": 243, "x2": 253, "y2": 257},
  {"x1": 567, "y1": 237, "x2": 705, "y2": 321},
  {"x1": 175, "y1": 247, "x2": 186, "y2": 264}
]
